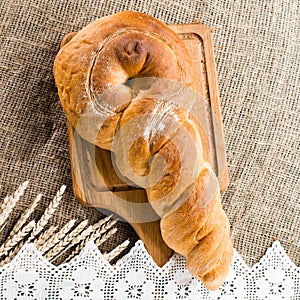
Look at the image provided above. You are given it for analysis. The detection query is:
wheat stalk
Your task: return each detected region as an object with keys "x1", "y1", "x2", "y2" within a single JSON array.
[
  {"x1": 66, "y1": 227, "x2": 118, "y2": 262},
  {"x1": 0, "y1": 185, "x2": 64, "y2": 266},
  {"x1": 8, "y1": 194, "x2": 42, "y2": 239},
  {"x1": 34, "y1": 225, "x2": 58, "y2": 249},
  {"x1": 0, "y1": 181, "x2": 29, "y2": 212},
  {"x1": 0, "y1": 183, "x2": 123, "y2": 267},
  {"x1": 95, "y1": 228, "x2": 118, "y2": 247},
  {"x1": 91, "y1": 215, "x2": 113, "y2": 230},
  {"x1": 48, "y1": 216, "x2": 114, "y2": 262},
  {"x1": 0, "y1": 196, "x2": 11, "y2": 212},
  {"x1": 38, "y1": 219, "x2": 76, "y2": 255},
  {"x1": 63, "y1": 218, "x2": 118, "y2": 262},
  {"x1": 104, "y1": 239, "x2": 130, "y2": 262},
  {"x1": 28, "y1": 185, "x2": 65, "y2": 243},
  {"x1": 85, "y1": 217, "x2": 117, "y2": 243},
  {"x1": 63, "y1": 217, "x2": 116, "y2": 253},
  {"x1": 0, "y1": 240, "x2": 25, "y2": 267},
  {"x1": 0, "y1": 220, "x2": 35, "y2": 257},
  {"x1": 49, "y1": 224, "x2": 94, "y2": 261},
  {"x1": 44, "y1": 219, "x2": 89, "y2": 260},
  {"x1": 92, "y1": 218, "x2": 117, "y2": 238},
  {"x1": 0, "y1": 181, "x2": 29, "y2": 230}
]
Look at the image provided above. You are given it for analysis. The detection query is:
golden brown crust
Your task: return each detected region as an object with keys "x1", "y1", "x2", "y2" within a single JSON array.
[
  {"x1": 60, "y1": 32, "x2": 77, "y2": 48},
  {"x1": 160, "y1": 168, "x2": 218, "y2": 253},
  {"x1": 160, "y1": 167, "x2": 233, "y2": 284},
  {"x1": 54, "y1": 11, "x2": 233, "y2": 290},
  {"x1": 54, "y1": 11, "x2": 195, "y2": 150},
  {"x1": 201, "y1": 239, "x2": 234, "y2": 290},
  {"x1": 186, "y1": 209, "x2": 230, "y2": 276}
]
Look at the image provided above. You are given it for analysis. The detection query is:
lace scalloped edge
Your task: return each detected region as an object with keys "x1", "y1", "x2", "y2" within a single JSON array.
[{"x1": 0, "y1": 239, "x2": 299, "y2": 299}]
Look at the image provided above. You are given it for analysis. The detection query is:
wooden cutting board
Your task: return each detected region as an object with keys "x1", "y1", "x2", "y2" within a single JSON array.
[{"x1": 67, "y1": 23, "x2": 229, "y2": 267}]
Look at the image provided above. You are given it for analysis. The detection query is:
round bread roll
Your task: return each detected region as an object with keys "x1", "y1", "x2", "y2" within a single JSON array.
[{"x1": 54, "y1": 11, "x2": 233, "y2": 290}]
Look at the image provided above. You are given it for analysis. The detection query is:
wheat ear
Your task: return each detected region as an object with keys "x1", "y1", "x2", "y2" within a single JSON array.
[
  {"x1": 48, "y1": 216, "x2": 114, "y2": 263},
  {"x1": 8, "y1": 194, "x2": 42, "y2": 239},
  {"x1": 77, "y1": 217, "x2": 116, "y2": 244},
  {"x1": 1, "y1": 195, "x2": 11, "y2": 212},
  {"x1": 0, "y1": 220, "x2": 36, "y2": 257},
  {"x1": 95, "y1": 228, "x2": 118, "y2": 247},
  {"x1": 28, "y1": 185, "x2": 65, "y2": 243},
  {"x1": 50, "y1": 224, "x2": 94, "y2": 262},
  {"x1": 66, "y1": 227, "x2": 118, "y2": 262},
  {"x1": 34, "y1": 226, "x2": 58, "y2": 249},
  {"x1": 0, "y1": 181, "x2": 29, "y2": 229},
  {"x1": 104, "y1": 239, "x2": 130, "y2": 262},
  {"x1": 38, "y1": 219, "x2": 76, "y2": 255},
  {"x1": 0, "y1": 240, "x2": 25, "y2": 267},
  {"x1": 0, "y1": 181, "x2": 29, "y2": 212},
  {"x1": 44, "y1": 219, "x2": 89, "y2": 260},
  {"x1": 90, "y1": 218, "x2": 118, "y2": 240},
  {"x1": 91, "y1": 215, "x2": 113, "y2": 230},
  {"x1": 59, "y1": 217, "x2": 115, "y2": 255},
  {"x1": 63, "y1": 218, "x2": 118, "y2": 262}
]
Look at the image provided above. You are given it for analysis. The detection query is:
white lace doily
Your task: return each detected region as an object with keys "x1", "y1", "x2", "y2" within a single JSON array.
[{"x1": 0, "y1": 240, "x2": 298, "y2": 299}]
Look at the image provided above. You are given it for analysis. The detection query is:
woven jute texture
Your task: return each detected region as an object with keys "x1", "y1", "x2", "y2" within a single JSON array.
[{"x1": 0, "y1": 0, "x2": 299, "y2": 266}]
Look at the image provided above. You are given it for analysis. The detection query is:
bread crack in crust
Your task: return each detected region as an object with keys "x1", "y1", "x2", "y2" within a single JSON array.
[{"x1": 54, "y1": 11, "x2": 233, "y2": 290}]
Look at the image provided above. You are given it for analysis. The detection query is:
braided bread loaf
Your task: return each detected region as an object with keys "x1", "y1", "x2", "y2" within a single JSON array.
[{"x1": 54, "y1": 11, "x2": 233, "y2": 290}]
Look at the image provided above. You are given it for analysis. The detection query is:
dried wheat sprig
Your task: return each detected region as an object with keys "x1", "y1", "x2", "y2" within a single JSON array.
[
  {"x1": 66, "y1": 227, "x2": 118, "y2": 263},
  {"x1": 0, "y1": 181, "x2": 29, "y2": 212},
  {"x1": 0, "y1": 205, "x2": 64, "y2": 266},
  {"x1": 38, "y1": 219, "x2": 76, "y2": 255},
  {"x1": 44, "y1": 219, "x2": 89, "y2": 260},
  {"x1": 61, "y1": 217, "x2": 116, "y2": 254},
  {"x1": 49, "y1": 224, "x2": 94, "y2": 262},
  {"x1": 0, "y1": 254, "x2": 12, "y2": 267},
  {"x1": 0, "y1": 220, "x2": 35, "y2": 257},
  {"x1": 0, "y1": 181, "x2": 29, "y2": 229},
  {"x1": 34, "y1": 226, "x2": 58, "y2": 249},
  {"x1": 89, "y1": 218, "x2": 118, "y2": 241},
  {"x1": 91, "y1": 215, "x2": 112, "y2": 230},
  {"x1": 48, "y1": 216, "x2": 113, "y2": 262},
  {"x1": 1, "y1": 196, "x2": 11, "y2": 212},
  {"x1": 62, "y1": 218, "x2": 118, "y2": 262},
  {"x1": 0, "y1": 240, "x2": 25, "y2": 267},
  {"x1": 28, "y1": 185, "x2": 65, "y2": 243},
  {"x1": 104, "y1": 239, "x2": 130, "y2": 262},
  {"x1": 95, "y1": 228, "x2": 118, "y2": 247},
  {"x1": 8, "y1": 194, "x2": 42, "y2": 239}
]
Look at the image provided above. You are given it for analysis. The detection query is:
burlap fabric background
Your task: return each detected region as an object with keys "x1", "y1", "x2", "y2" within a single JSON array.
[{"x1": 0, "y1": 0, "x2": 299, "y2": 266}]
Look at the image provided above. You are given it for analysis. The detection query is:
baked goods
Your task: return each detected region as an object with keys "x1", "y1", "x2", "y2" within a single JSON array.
[{"x1": 54, "y1": 10, "x2": 233, "y2": 290}]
